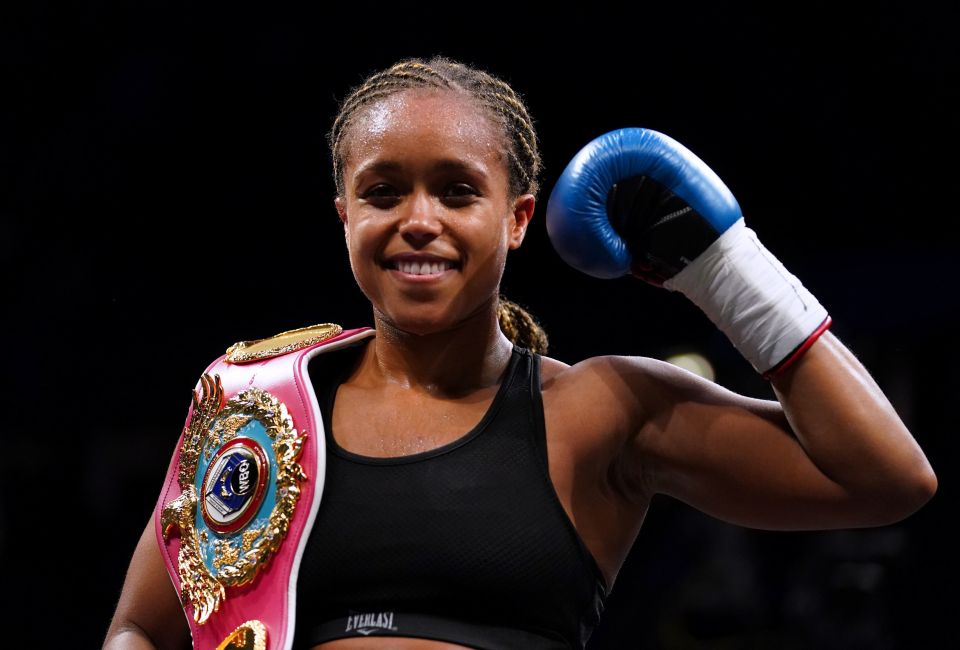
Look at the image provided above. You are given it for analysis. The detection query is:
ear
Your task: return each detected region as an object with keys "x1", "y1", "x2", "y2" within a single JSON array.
[
  {"x1": 335, "y1": 196, "x2": 350, "y2": 244},
  {"x1": 507, "y1": 194, "x2": 536, "y2": 250}
]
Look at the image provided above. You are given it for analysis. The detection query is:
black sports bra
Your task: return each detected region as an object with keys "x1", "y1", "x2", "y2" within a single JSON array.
[{"x1": 294, "y1": 343, "x2": 608, "y2": 649}]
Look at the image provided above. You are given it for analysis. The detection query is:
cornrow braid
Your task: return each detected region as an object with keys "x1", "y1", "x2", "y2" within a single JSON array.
[
  {"x1": 328, "y1": 55, "x2": 542, "y2": 201},
  {"x1": 330, "y1": 56, "x2": 549, "y2": 353},
  {"x1": 475, "y1": 76, "x2": 541, "y2": 197},
  {"x1": 497, "y1": 296, "x2": 548, "y2": 355}
]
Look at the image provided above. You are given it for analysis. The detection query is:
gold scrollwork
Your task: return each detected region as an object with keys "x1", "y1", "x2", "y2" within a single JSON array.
[
  {"x1": 206, "y1": 413, "x2": 253, "y2": 462},
  {"x1": 225, "y1": 323, "x2": 343, "y2": 363},
  {"x1": 161, "y1": 485, "x2": 226, "y2": 624},
  {"x1": 162, "y1": 374, "x2": 307, "y2": 625},
  {"x1": 216, "y1": 620, "x2": 267, "y2": 650}
]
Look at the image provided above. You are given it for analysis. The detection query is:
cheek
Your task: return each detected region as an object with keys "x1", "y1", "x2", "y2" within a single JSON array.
[
  {"x1": 343, "y1": 222, "x2": 378, "y2": 292},
  {"x1": 462, "y1": 222, "x2": 510, "y2": 282},
  {"x1": 345, "y1": 219, "x2": 377, "y2": 259}
]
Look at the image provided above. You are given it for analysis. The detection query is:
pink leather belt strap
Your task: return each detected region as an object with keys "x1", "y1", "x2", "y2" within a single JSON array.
[{"x1": 153, "y1": 327, "x2": 374, "y2": 649}]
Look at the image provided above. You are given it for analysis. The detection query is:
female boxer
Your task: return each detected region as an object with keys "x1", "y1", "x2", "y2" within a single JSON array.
[{"x1": 104, "y1": 56, "x2": 937, "y2": 650}]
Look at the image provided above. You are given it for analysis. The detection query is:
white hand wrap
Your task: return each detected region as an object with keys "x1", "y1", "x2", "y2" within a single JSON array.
[{"x1": 663, "y1": 218, "x2": 830, "y2": 377}]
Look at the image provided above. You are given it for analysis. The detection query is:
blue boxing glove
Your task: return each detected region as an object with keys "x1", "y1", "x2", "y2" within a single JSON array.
[
  {"x1": 546, "y1": 127, "x2": 831, "y2": 378},
  {"x1": 546, "y1": 127, "x2": 742, "y2": 283}
]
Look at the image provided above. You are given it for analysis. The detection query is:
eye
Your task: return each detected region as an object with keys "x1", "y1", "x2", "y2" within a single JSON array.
[
  {"x1": 447, "y1": 183, "x2": 476, "y2": 195},
  {"x1": 360, "y1": 184, "x2": 400, "y2": 207},
  {"x1": 443, "y1": 183, "x2": 479, "y2": 204}
]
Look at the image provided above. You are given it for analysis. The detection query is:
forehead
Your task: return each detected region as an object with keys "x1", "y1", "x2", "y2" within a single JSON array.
[{"x1": 343, "y1": 90, "x2": 505, "y2": 176}]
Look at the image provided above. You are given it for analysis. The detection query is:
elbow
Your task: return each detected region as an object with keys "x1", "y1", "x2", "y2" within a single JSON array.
[
  {"x1": 869, "y1": 465, "x2": 938, "y2": 525},
  {"x1": 913, "y1": 465, "x2": 939, "y2": 509}
]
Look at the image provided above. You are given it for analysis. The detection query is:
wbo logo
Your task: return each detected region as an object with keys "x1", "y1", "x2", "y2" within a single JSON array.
[{"x1": 200, "y1": 438, "x2": 270, "y2": 534}]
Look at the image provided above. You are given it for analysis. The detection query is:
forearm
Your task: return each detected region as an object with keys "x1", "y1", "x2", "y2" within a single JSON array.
[{"x1": 771, "y1": 330, "x2": 937, "y2": 521}]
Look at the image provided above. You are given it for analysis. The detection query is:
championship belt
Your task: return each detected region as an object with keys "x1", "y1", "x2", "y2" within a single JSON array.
[{"x1": 154, "y1": 324, "x2": 375, "y2": 650}]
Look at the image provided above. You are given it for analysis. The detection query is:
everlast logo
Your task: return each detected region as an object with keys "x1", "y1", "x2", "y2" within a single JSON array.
[{"x1": 345, "y1": 611, "x2": 397, "y2": 635}]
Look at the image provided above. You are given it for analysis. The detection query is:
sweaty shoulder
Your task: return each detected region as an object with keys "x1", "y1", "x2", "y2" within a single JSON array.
[
  {"x1": 541, "y1": 352, "x2": 770, "y2": 410},
  {"x1": 540, "y1": 353, "x2": 680, "y2": 414},
  {"x1": 538, "y1": 354, "x2": 683, "y2": 456},
  {"x1": 539, "y1": 353, "x2": 765, "y2": 443}
]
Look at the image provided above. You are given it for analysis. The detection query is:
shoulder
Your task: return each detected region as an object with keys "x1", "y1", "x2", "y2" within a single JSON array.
[
  {"x1": 540, "y1": 352, "x2": 700, "y2": 399},
  {"x1": 537, "y1": 354, "x2": 677, "y2": 435},
  {"x1": 535, "y1": 354, "x2": 712, "y2": 488},
  {"x1": 539, "y1": 352, "x2": 777, "y2": 430}
]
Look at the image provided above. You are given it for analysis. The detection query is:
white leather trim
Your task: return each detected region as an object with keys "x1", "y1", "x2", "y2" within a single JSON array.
[{"x1": 282, "y1": 328, "x2": 375, "y2": 650}]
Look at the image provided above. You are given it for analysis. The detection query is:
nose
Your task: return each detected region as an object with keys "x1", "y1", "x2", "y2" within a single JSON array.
[{"x1": 397, "y1": 189, "x2": 443, "y2": 244}]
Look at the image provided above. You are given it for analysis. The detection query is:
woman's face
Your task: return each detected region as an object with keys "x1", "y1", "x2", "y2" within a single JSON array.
[{"x1": 336, "y1": 89, "x2": 535, "y2": 336}]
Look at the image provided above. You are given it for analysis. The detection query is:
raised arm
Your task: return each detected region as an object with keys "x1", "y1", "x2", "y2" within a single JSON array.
[
  {"x1": 545, "y1": 127, "x2": 936, "y2": 529},
  {"x1": 619, "y1": 332, "x2": 935, "y2": 529}
]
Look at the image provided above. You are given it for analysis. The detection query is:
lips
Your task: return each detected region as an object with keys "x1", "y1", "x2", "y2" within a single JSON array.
[
  {"x1": 394, "y1": 259, "x2": 456, "y2": 275},
  {"x1": 383, "y1": 253, "x2": 461, "y2": 277}
]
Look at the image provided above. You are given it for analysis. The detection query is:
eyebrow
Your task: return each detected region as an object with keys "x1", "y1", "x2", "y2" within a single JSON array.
[{"x1": 352, "y1": 158, "x2": 489, "y2": 179}]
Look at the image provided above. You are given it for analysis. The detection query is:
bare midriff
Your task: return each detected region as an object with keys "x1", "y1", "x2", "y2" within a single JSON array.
[{"x1": 312, "y1": 639, "x2": 472, "y2": 649}]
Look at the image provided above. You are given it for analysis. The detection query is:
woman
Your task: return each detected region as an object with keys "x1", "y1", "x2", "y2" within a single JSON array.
[{"x1": 104, "y1": 56, "x2": 937, "y2": 650}]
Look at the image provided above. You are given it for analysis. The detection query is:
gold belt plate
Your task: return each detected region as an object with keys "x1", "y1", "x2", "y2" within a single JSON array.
[{"x1": 225, "y1": 323, "x2": 343, "y2": 363}]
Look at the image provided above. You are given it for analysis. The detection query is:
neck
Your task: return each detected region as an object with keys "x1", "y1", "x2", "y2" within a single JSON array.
[{"x1": 359, "y1": 299, "x2": 514, "y2": 396}]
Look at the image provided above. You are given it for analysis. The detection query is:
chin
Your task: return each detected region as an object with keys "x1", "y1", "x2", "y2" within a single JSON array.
[
  {"x1": 376, "y1": 299, "x2": 491, "y2": 338},
  {"x1": 375, "y1": 306, "x2": 459, "y2": 337}
]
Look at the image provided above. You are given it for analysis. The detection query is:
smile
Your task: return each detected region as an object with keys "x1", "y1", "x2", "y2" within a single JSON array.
[
  {"x1": 383, "y1": 254, "x2": 461, "y2": 280},
  {"x1": 393, "y1": 260, "x2": 456, "y2": 275}
]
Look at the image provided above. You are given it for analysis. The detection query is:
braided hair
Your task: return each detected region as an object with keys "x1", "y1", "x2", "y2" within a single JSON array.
[{"x1": 329, "y1": 56, "x2": 549, "y2": 354}]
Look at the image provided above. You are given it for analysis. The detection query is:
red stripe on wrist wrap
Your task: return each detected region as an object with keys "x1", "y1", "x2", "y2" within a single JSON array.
[{"x1": 762, "y1": 316, "x2": 833, "y2": 381}]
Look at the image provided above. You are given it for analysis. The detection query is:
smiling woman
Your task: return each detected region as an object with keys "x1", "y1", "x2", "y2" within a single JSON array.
[
  {"x1": 103, "y1": 56, "x2": 936, "y2": 650},
  {"x1": 329, "y1": 61, "x2": 546, "y2": 349},
  {"x1": 334, "y1": 88, "x2": 524, "y2": 330}
]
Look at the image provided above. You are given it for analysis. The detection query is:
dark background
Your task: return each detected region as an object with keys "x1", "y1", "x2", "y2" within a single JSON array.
[{"x1": 2, "y1": 2, "x2": 956, "y2": 648}]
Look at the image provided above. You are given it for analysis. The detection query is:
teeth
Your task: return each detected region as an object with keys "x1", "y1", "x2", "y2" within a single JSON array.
[{"x1": 396, "y1": 260, "x2": 454, "y2": 275}]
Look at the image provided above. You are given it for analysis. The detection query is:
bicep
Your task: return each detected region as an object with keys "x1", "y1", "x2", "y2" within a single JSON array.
[
  {"x1": 104, "y1": 517, "x2": 190, "y2": 650},
  {"x1": 624, "y1": 359, "x2": 859, "y2": 530}
]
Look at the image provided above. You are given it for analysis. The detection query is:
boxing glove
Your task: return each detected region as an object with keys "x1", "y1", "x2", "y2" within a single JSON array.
[{"x1": 546, "y1": 127, "x2": 831, "y2": 379}]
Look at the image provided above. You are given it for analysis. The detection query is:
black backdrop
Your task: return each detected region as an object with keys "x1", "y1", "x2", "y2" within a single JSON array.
[{"x1": 3, "y1": 2, "x2": 957, "y2": 648}]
